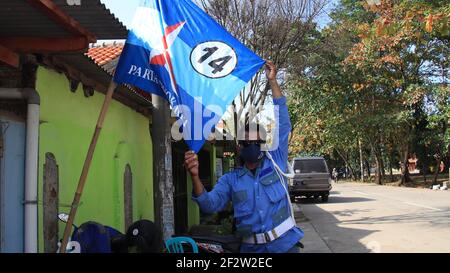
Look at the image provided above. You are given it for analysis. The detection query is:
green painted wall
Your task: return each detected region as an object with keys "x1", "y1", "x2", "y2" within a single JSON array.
[{"x1": 35, "y1": 67, "x2": 154, "y2": 252}]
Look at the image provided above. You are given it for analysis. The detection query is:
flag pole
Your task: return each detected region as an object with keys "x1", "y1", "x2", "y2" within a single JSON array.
[{"x1": 59, "y1": 80, "x2": 117, "y2": 253}]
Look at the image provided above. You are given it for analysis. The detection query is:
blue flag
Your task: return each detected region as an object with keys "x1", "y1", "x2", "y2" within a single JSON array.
[{"x1": 114, "y1": 0, "x2": 265, "y2": 152}]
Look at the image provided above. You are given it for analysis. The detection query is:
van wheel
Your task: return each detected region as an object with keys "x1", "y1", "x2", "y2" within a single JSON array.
[{"x1": 321, "y1": 195, "x2": 329, "y2": 203}]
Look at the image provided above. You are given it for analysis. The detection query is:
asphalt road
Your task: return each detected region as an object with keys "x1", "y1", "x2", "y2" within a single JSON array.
[{"x1": 294, "y1": 182, "x2": 450, "y2": 253}]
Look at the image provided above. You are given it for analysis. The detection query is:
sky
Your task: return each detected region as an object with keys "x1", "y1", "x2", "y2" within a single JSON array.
[
  {"x1": 100, "y1": 0, "x2": 139, "y2": 29},
  {"x1": 100, "y1": 0, "x2": 339, "y2": 30}
]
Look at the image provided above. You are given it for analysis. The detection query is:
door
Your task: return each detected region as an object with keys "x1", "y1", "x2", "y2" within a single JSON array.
[{"x1": 0, "y1": 115, "x2": 26, "y2": 253}]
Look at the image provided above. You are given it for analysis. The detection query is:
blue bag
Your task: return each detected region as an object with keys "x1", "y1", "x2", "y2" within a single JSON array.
[{"x1": 71, "y1": 221, "x2": 122, "y2": 253}]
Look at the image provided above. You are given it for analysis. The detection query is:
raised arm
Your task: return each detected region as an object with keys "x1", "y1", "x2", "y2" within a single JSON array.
[
  {"x1": 266, "y1": 61, "x2": 292, "y2": 167},
  {"x1": 266, "y1": 61, "x2": 282, "y2": 99}
]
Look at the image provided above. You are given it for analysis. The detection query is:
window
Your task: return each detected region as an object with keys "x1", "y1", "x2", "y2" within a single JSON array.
[{"x1": 294, "y1": 159, "x2": 328, "y2": 173}]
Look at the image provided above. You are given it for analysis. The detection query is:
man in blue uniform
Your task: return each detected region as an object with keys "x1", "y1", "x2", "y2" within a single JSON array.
[{"x1": 184, "y1": 61, "x2": 304, "y2": 253}]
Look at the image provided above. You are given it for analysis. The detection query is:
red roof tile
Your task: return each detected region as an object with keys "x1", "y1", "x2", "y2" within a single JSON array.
[
  {"x1": 85, "y1": 44, "x2": 153, "y2": 102},
  {"x1": 85, "y1": 44, "x2": 124, "y2": 66}
]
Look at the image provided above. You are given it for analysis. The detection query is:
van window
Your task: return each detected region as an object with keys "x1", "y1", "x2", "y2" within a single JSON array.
[{"x1": 294, "y1": 159, "x2": 328, "y2": 173}]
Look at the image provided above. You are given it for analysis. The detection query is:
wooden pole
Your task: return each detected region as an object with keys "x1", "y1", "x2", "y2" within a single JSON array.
[{"x1": 59, "y1": 81, "x2": 117, "y2": 253}]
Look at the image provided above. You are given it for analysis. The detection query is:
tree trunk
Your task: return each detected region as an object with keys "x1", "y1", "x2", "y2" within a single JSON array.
[
  {"x1": 359, "y1": 139, "x2": 364, "y2": 182},
  {"x1": 347, "y1": 164, "x2": 356, "y2": 181},
  {"x1": 365, "y1": 160, "x2": 371, "y2": 180},
  {"x1": 336, "y1": 149, "x2": 356, "y2": 181},
  {"x1": 374, "y1": 155, "x2": 382, "y2": 185},
  {"x1": 400, "y1": 149, "x2": 411, "y2": 185},
  {"x1": 372, "y1": 144, "x2": 383, "y2": 185},
  {"x1": 432, "y1": 157, "x2": 441, "y2": 185},
  {"x1": 378, "y1": 146, "x2": 385, "y2": 181},
  {"x1": 389, "y1": 159, "x2": 394, "y2": 182},
  {"x1": 387, "y1": 149, "x2": 396, "y2": 182},
  {"x1": 422, "y1": 161, "x2": 427, "y2": 184}
]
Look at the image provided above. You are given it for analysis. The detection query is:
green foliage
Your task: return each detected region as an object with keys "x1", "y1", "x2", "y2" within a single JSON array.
[{"x1": 287, "y1": 0, "x2": 449, "y2": 181}]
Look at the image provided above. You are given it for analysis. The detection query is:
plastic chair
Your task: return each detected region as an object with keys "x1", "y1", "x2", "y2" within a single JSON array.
[{"x1": 165, "y1": 236, "x2": 199, "y2": 253}]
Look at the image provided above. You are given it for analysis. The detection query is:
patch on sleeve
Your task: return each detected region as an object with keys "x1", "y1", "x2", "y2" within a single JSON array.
[{"x1": 259, "y1": 167, "x2": 273, "y2": 178}]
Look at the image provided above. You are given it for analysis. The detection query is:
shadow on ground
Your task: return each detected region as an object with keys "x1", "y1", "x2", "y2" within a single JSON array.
[
  {"x1": 295, "y1": 195, "x2": 378, "y2": 253},
  {"x1": 340, "y1": 209, "x2": 450, "y2": 228}
]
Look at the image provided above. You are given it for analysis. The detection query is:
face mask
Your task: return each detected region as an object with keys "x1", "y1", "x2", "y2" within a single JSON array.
[{"x1": 240, "y1": 143, "x2": 263, "y2": 164}]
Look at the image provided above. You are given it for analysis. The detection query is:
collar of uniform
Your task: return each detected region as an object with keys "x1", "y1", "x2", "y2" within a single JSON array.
[
  {"x1": 238, "y1": 167, "x2": 248, "y2": 177},
  {"x1": 238, "y1": 160, "x2": 263, "y2": 178}
]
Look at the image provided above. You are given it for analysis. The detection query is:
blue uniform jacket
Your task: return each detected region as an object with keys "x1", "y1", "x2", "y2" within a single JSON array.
[{"x1": 192, "y1": 96, "x2": 304, "y2": 253}]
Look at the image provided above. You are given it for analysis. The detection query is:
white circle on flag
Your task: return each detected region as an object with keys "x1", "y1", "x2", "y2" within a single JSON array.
[{"x1": 190, "y1": 41, "x2": 237, "y2": 79}]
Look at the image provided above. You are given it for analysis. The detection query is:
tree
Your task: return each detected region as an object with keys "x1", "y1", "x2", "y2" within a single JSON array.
[
  {"x1": 422, "y1": 85, "x2": 450, "y2": 184},
  {"x1": 344, "y1": 0, "x2": 449, "y2": 184},
  {"x1": 287, "y1": 0, "x2": 449, "y2": 185},
  {"x1": 286, "y1": 0, "x2": 371, "y2": 181}
]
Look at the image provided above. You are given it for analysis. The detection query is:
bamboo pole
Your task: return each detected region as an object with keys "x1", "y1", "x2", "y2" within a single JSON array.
[{"x1": 59, "y1": 81, "x2": 117, "y2": 253}]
